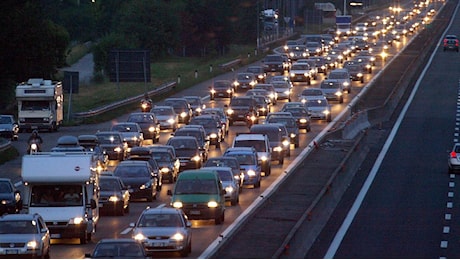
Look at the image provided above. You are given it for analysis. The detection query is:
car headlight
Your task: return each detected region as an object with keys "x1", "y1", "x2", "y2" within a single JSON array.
[
  {"x1": 171, "y1": 233, "x2": 185, "y2": 241},
  {"x1": 284, "y1": 90, "x2": 290, "y2": 95},
  {"x1": 226, "y1": 89, "x2": 232, "y2": 93},
  {"x1": 208, "y1": 201, "x2": 218, "y2": 208},
  {"x1": 227, "y1": 109, "x2": 234, "y2": 115},
  {"x1": 247, "y1": 170, "x2": 256, "y2": 176},
  {"x1": 290, "y1": 133, "x2": 296, "y2": 138},
  {"x1": 210, "y1": 89, "x2": 216, "y2": 94},
  {"x1": 290, "y1": 72, "x2": 295, "y2": 77},
  {"x1": 282, "y1": 140, "x2": 290, "y2": 147},
  {"x1": 323, "y1": 110, "x2": 331, "y2": 115},
  {"x1": 149, "y1": 126, "x2": 155, "y2": 132},
  {"x1": 225, "y1": 186, "x2": 234, "y2": 193},
  {"x1": 343, "y1": 82, "x2": 349, "y2": 87},
  {"x1": 134, "y1": 233, "x2": 147, "y2": 241},
  {"x1": 357, "y1": 73, "x2": 363, "y2": 77},
  {"x1": 109, "y1": 195, "x2": 120, "y2": 202},
  {"x1": 261, "y1": 156, "x2": 268, "y2": 161},
  {"x1": 210, "y1": 133, "x2": 217, "y2": 139},
  {"x1": 335, "y1": 91, "x2": 343, "y2": 96},
  {"x1": 192, "y1": 155, "x2": 201, "y2": 162},
  {"x1": 140, "y1": 181, "x2": 152, "y2": 189},
  {"x1": 299, "y1": 118, "x2": 307, "y2": 123},
  {"x1": 161, "y1": 167, "x2": 170, "y2": 173},
  {"x1": 114, "y1": 146, "x2": 122, "y2": 153},
  {"x1": 233, "y1": 81, "x2": 239, "y2": 87},
  {"x1": 172, "y1": 201, "x2": 183, "y2": 208},
  {"x1": 304, "y1": 72, "x2": 309, "y2": 77},
  {"x1": 273, "y1": 146, "x2": 283, "y2": 152},
  {"x1": 70, "y1": 217, "x2": 84, "y2": 225},
  {"x1": 167, "y1": 118, "x2": 176, "y2": 124},
  {"x1": 26, "y1": 240, "x2": 39, "y2": 249},
  {"x1": 180, "y1": 112, "x2": 187, "y2": 118}
]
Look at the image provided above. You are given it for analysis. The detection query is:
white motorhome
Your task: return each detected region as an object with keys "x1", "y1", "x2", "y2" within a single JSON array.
[
  {"x1": 21, "y1": 152, "x2": 99, "y2": 244},
  {"x1": 16, "y1": 78, "x2": 64, "y2": 132}
]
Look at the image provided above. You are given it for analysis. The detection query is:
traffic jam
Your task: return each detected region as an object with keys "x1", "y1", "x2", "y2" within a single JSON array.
[{"x1": 0, "y1": 1, "x2": 439, "y2": 258}]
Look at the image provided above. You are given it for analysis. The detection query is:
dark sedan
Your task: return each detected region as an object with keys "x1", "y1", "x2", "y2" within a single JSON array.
[
  {"x1": 0, "y1": 178, "x2": 22, "y2": 215},
  {"x1": 0, "y1": 115, "x2": 19, "y2": 141}
]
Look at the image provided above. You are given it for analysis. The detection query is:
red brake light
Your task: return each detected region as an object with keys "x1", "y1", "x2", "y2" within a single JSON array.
[{"x1": 451, "y1": 151, "x2": 457, "y2": 158}]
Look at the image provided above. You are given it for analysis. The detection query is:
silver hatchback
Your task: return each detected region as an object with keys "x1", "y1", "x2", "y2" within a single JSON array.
[
  {"x1": 131, "y1": 206, "x2": 192, "y2": 257},
  {"x1": 448, "y1": 143, "x2": 460, "y2": 173}
]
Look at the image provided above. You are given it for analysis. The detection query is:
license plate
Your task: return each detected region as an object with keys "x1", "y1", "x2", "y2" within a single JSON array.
[
  {"x1": 238, "y1": 115, "x2": 245, "y2": 118},
  {"x1": 189, "y1": 210, "x2": 200, "y2": 215},
  {"x1": 218, "y1": 93, "x2": 224, "y2": 96},
  {"x1": 51, "y1": 234, "x2": 61, "y2": 238},
  {"x1": 5, "y1": 249, "x2": 18, "y2": 254},
  {"x1": 180, "y1": 162, "x2": 187, "y2": 166},
  {"x1": 153, "y1": 242, "x2": 167, "y2": 247}
]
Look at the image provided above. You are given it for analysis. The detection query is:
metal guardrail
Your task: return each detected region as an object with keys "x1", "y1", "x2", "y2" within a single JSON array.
[{"x1": 72, "y1": 81, "x2": 176, "y2": 119}]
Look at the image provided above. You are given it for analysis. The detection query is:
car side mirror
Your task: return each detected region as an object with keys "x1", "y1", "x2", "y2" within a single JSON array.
[
  {"x1": 129, "y1": 223, "x2": 135, "y2": 228},
  {"x1": 186, "y1": 221, "x2": 192, "y2": 228},
  {"x1": 167, "y1": 190, "x2": 173, "y2": 196},
  {"x1": 41, "y1": 228, "x2": 48, "y2": 233},
  {"x1": 90, "y1": 199, "x2": 97, "y2": 209},
  {"x1": 221, "y1": 189, "x2": 226, "y2": 195}
]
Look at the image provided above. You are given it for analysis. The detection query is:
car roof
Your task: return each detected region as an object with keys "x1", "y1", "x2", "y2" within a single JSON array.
[
  {"x1": 142, "y1": 206, "x2": 184, "y2": 215},
  {"x1": 117, "y1": 160, "x2": 150, "y2": 166},
  {"x1": 0, "y1": 213, "x2": 38, "y2": 221}
]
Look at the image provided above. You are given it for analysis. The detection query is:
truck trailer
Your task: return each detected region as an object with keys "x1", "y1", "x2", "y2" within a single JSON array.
[
  {"x1": 335, "y1": 15, "x2": 352, "y2": 38},
  {"x1": 21, "y1": 152, "x2": 99, "y2": 244},
  {"x1": 16, "y1": 78, "x2": 64, "y2": 132}
]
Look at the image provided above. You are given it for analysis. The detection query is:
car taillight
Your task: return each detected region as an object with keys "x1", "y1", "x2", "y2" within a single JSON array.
[{"x1": 451, "y1": 151, "x2": 457, "y2": 158}]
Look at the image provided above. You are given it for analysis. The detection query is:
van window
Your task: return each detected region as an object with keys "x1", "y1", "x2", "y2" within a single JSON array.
[
  {"x1": 175, "y1": 179, "x2": 216, "y2": 194},
  {"x1": 31, "y1": 185, "x2": 83, "y2": 206}
]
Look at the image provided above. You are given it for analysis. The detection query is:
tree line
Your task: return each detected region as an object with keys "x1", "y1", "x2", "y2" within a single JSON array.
[{"x1": 0, "y1": 0, "x2": 262, "y2": 110}]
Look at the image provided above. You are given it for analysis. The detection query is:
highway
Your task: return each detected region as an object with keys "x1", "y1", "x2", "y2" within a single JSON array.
[{"x1": 0, "y1": 1, "x2": 445, "y2": 258}]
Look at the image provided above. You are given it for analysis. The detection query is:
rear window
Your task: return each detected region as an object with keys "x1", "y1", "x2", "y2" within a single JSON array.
[{"x1": 234, "y1": 139, "x2": 267, "y2": 152}]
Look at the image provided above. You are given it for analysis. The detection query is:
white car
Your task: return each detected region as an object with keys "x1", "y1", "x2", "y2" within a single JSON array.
[
  {"x1": 305, "y1": 97, "x2": 332, "y2": 122},
  {"x1": 201, "y1": 166, "x2": 240, "y2": 205},
  {"x1": 289, "y1": 62, "x2": 312, "y2": 85},
  {"x1": 326, "y1": 68, "x2": 352, "y2": 93},
  {"x1": 448, "y1": 143, "x2": 460, "y2": 173}
]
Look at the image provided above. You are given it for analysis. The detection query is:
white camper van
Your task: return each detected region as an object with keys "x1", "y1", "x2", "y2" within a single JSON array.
[
  {"x1": 16, "y1": 78, "x2": 64, "y2": 132},
  {"x1": 21, "y1": 152, "x2": 99, "y2": 244}
]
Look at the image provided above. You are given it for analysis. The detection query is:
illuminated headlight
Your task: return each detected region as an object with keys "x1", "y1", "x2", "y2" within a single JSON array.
[
  {"x1": 302, "y1": 52, "x2": 308, "y2": 57},
  {"x1": 234, "y1": 174, "x2": 241, "y2": 180},
  {"x1": 114, "y1": 147, "x2": 122, "y2": 153},
  {"x1": 250, "y1": 81, "x2": 256, "y2": 86},
  {"x1": 226, "y1": 89, "x2": 232, "y2": 93},
  {"x1": 284, "y1": 90, "x2": 290, "y2": 95},
  {"x1": 260, "y1": 107, "x2": 266, "y2": 112},
  {"x1": 171, "y1": 233, "x2": 185, "y2": 241},
  {"x1": 282, "y1": 140, "x2": 290, "y2": 147},
  {"x1": 208, "y1": 201, "x2": 218, "y2": 208},
  {"x1": 323, "y1": 110, "x2": 331, "y2": 115},
  {"x1": 290, "y1": 133, "x2": 296, "y2": 138},
  {"x1": 225, "y1": 186, "x2": 234, "y2": 193},
  {"x1": 233, "y1": 81, "x2": 239, "y2": 87},
  {"x1": 109, "y1": 195, "x2": 120, "y2": 202},
  {"x1": 370, "y1": 57, "x2": 375, "y2": 62},
  {"x1": 140, "y1": 181, "x2": 152, "y2": 189},
  {"x1": 247, "y1": 170, "x2": 256, "y2": 176},
  {"x1": 192, "y1": 155, "x2": 201, "y2": 162},
  {"x1": 290, "y1": 72, "x2": 295, "y2": 77},
  {"x1": 26, "y1": 241, "x2": 39, "y2": 249},
  {"x1": 1, "y1": 199, "x2": 12, "y2": 205},
  {"x1": 335, "y1": 91, "x2": 343, "y2": 97},
  {"x1": 149, "y1": 126, "x2": 155, "y2": 132},
  {"x1": 343, "y1": 82, "x2": 349, "y2": 87},
  {"x1": 180, "y1": 112, "x2": 187, "y2": 118},
  {"x1": 284, "y1": 45, "x2": 289, "y2": 51},
  {"x1": 227, "y1": 109, "x2": 234, "y2": 115},
  {"x1": 366, "y1": 64, "x2": 371, "y2": 69},
  {"x1": 172, "y1": 201, "x2": 183, "y2": 208},
  {"x1": 196, "y1": 107, "x2": 202, "y2": 113},
  {"x1": 210, "y1": 89, "x2": 216, "y2": 94},
  {"x1": 381, "y1": 52, "x2": 387, "y2": 58},
  {"x1": 299, "y1": 118, "x2": 307, "y2": 123},
  {"x1": 161, "y1": 167, "x2": 170, "y2": 173},
  {"x1": 357, "y1": 73, "x2": 363, "y2": 77},
  {"x1": 321, "y1": 65, "x2": 326, "y2": 70},
  {"x1": 250, "y1": 115, "x2": 257, "y2": 121},
  {"x1": 210, "y1": 133, "x2": 217, "y2": 139},
  {"x1": 258, "y1": 75, "x2": 264, "y2": 79},
  {"x1": 304, "y1": 72, "x2": 309, "y2": 77},
  {"x1": 338, "y1": 55, "x2": 343, "y2": 60},
  {"x1": 43, "y1": 117, "x2": 49, "y2": 122},
  {"x1": 70, "y1": 217, "x2": 84, "y2": 225},
  {"x1": 167, "y1": 118, "x2": 175, "y2": 124},
  {"x1": 269, "y1": 93, "x2": 275, "y2": 99},
  {"x1": 261, "y1": 156, "x2": 268, "y2": 161},
  {"x1": 31, "y1": 143, "x2": 37, "y2": 151},
  {"x1": 301, "y1": 98, "x2": 307, "y2": 103},
  {"x1": 141, "y1": 103, "x2": 148, "y2": 109},
  {"x1": 134, "y1": 233, "x2": 147, "y2": 241},
  {"x1": 289, "y1": 52, "x2": 294, "y2": 57},
  {"x1": 316, "y1": 48, "x2": 321, "y2": 53},
  {"x1": 273, "y1": 146, "x2": 283, "y2": 152}
]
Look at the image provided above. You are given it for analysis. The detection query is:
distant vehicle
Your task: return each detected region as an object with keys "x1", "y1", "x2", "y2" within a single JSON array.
[
  {"x1": 150, "y1": 146, "x2": 180, "y2": 183},
  {"x1": 189, "y1": 115, "x2": 224, "y2": 148},
  {"x1": 164, "y1": 98, "x2": 193, "y2": 124},
  {"x1": 319, "y1": 79, "x2": 344, "y2": 103},
  {"x1": 263, "y1": 54, "x2": 287, "y2": 74},
  {"x1": 232, "y1": 133, "x2": 272, "y2": 175},
  {"x1": 448, "y1": 143, "x2": 460, "y2": 173},
  {"x1": 203, "y1": 156, "x2": 244, "y2": 190},
  {"x1": 287, "y1": 45, "x2": 309, "y2": 61},
  {"x1": 225, "y1": 96, "x2": 259, "y2": 126},
  {"x1": 174, "y1": 125, "x2": 210, "y2": 161},
  {"x1": 233, "y1": 72, "x2": 257, "y2": 92},
  {"x1": 265, "y1": 114, "x2": 301, "y2": 148},
  {"x1": 289, "y1": 62, "x2": 312, "y2": 84},
  {"x1": 326, "y1": 68, "x2": 352, "y2": 93},
  {"x1": 250, "y1": 124, "x2": 290, "y2": 162},
  {"x1": 0, "y1": 178, "x2": 22, "y2": 215},
  {"x1": 127, "y1": 112, "x2": 161, "y2": 142},
  {"x1": 131, "y1": 207, "x2": 192, "y2": 257},
  {"x1": 113, "y1": 160, "x2": 158, "y2": 202},
  {"x1": 305, "y1": 41, "x2": 323, "y2": 56},
  {"x1": 298, "y1": 88, "x2": 325, "y2": 103},
  {"x1": 202, "y1": 166, "x2": 240, "y2": 205},
  {"x1": 183, "y1": 96, "x2": 206, "y2": 116},
  {"x1": 246, "y1": 65, "x2": 266, "y2": 83},
  {"x1": 126, "y1": 146, "x2": 163, "y2": 191},
  {"x1": 0, "y1": 213, "x2": 51, "y2": 258},
  {"x1": 96, "y1": 131, "x2": 128, "y2": 161},
  {"x1": 0, "y1": 115, "x2": 19, "y2": 141},
  {"x1": 111, "y1": 122, "x2": 144, "y2": 148},
  {"x1": 280, "y1": 106, "x2": 311, "y2": 131},
  {"x1": 201, "y1": 107, "x2": 229, "y2": 137},
  {"x1": 443, "y1": 34, "x2": 459, "y2": 52},
  {"x1": 98, "y1": 175, "x2": 130, "y2": 216},
  {"x1": 166, "y1": 136, "x2": 203, "y2": 171},
  {"x1": 223, "y1": 147, "x2": 262, "y2": 188},
  {"x1": 209, "y1": 79, "x2": 234, "y2": 100},
  {"x1": 151, "y1": 105, "x2": 178, "y2": 131},
  {"x1": 85, "y1": 238, "x2": 147, "y2": 259},
  {"x1": 305, "y1": 97, "x2": 332, "y2": 122}
]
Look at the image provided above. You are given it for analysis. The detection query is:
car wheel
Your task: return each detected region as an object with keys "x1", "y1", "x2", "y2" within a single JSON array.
[
  {"x1": 254, "y1": 179, "x2": 261, "y2": 188},
  {"x1": 360, "y1": 78, "x2": 364, "y2": 83},
  {"x1": 279, "y1": 157, "x2": 284, "y2": 164},
  {"x1": 339, "y1": 97, "x2": 344, "y2": 103},
  {"x1": 215, "y1": 212, "x2": 224, "y2": 225},
  {"x1": 216, "y1": 142, "x2": 220, "y2": 148},
  {"x1": 80, "y1": 234, "x2": 87, "y2": 245},
  {"x1": 117, "y1": 205, "x2": 125, "y2": 216},
  {"x1": 231, "y1": 196, "x2": 238, "y2": 206},
  {"x1": 265, "y1": 166, "x2": 271, "y2": 176},
  {"x1": 180, "y1": 242, "x2": 191, "y2": 257}
]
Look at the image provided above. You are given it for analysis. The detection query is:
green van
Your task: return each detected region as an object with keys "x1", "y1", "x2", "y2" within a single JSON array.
[{"x1": 167, "y1": 169, "x2": 226, "y2": 224}]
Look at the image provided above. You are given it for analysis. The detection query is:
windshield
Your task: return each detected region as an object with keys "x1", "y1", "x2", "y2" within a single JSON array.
[
  {"x1": 233, "y1": 140, "x2": 267, "y2": 152},
  {"x1": 291, "y1": 64, "x2": 310, "y2": 70},
  {"x1": 151, "y1": 152, "x2": 172, "y2": 162},
  {"x1": 237, "y1": 74, "x2": 253, "y2": 80},
  {"x1": 321, "y1": 82, "x2": 340, "y2": 89},
  {"x1": 114, "y1": 166, "x2": 150, "y2": 178},
  {"x1": 328, "y1": 72, "x2": 348, "y2": 79},
  {"x1": 31, "y1": 185, "x2": 83, "y2": 207},
  {"x1": 230, "y1": 98, "x2": 252, "y2": 106},
  {"x1": 307, "y1": 99, "x2": 327, "y2": 107},
  {"x1": 96, "y1": 134, "x2": 122, "y2": 144},
  {"x1": 174, "y1": 179, "x2": 217, "y2": 194},
  {"x1": 100, "y1": 179, "x2": 122, "y2": 191},
  {"x1": 111, "y1": 124, "x2": 138, "y2": 132},
  {"x1": 168, "y1": 138, "x2": 198, "y2": 150},
  {"x1": 128, "y1": 114, "x2": 153, "y2": 123},
  {"x1": 267, "y1": 118, "x2": 297, "y2": 127},
  {"x1": 152, "y1": 108, "x2": 173, "y2": 116},
  {"x1": 138, "y1": 213, "x2": 183, "y2": 228},
  {"x1": 226, "y1": 153, "x2": 256, "y2": 165},
  {"x1": 0, "y1": 220, "x2": 38, "y2": 234},
  {"x1": 21, "y1": 101, "x2": 50, "y2": 111},
  {"x1": 0, "y1": 116, "x2": 13, "y2": 124},
  {"x1": 204, "y1": 158, "x2": 237, "y2": 169},
  {"x1": 217, "y1": 170, "x2": 233, "y2": 181}
]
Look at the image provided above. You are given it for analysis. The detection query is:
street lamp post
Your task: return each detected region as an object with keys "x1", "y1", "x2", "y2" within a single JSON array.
[{"x1": 344, "y1": 0, "x2": 347, "y2": 15}]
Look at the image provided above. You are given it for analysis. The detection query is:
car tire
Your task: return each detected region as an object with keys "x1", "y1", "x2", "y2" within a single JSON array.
[
  {"x1": 216, "y1": 142, "x2": 220, "y2": 148},
  {"x1": 215, "y1": 212, "x2": 224, "y2": 225},
  {"x1": 231, "y1": 196, "x2": 238, "y2": 206},
  {"x1": 360, "y1": 78, "x2": 364, "y2": 83},
  {"x1": 279, "y1": 157, "x2": 284, "y2": 164},
  {"x1": 180, "y1": 241, "x2": 191, "y2": 257},
  {"x1": 254, "y1": 179, "x2": 261, "y2": 188},
  {"x1": 339, "y1": 97, "x2": 344, "y2": 103},
  {"x1": 117, "y1": 205, "x2": 124, "y2": 216},
  {"x1": 80, "y1": 234, "x2": 87, "y2": 245},
  {"x1": 327, "y1": 115, "x2": 332, "y2": 122}
]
